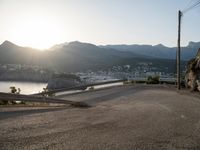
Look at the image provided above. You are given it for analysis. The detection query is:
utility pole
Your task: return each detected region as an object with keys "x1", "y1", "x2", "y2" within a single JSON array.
[{"x1": 177, "y1": 10, "x2": 182, "y2": 90}]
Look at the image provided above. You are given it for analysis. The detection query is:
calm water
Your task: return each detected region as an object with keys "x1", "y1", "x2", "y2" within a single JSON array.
[{"x1": 0, "y1": 81, "x2": 47, "y2": 94}]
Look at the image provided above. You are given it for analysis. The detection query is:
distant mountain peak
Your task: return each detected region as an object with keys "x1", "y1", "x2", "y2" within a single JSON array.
[
  {"x1": 68, "y1": 41, "x2": 93, "y2": 45},
  {"x1": 1, "y1": 40, "x2": 17, "y2": 47},
  {"x1": 67, "y1": 41, "x2": 82, "y2": 46},
  {"x1": 68, "y1": 41, "x2": 97, "y2": 48},
  {"x1": 50, "y1": 42, "x2": 68, "y2": 50},
  {"x1": 154, "y1": 44, "x2": 166, "y2": 47},
  {"x1": 69, "y1": 41, "x2": 82, "y2": 44},
  {"x1": 188, "y1": 41, "x2": 200, "y2": 48}
]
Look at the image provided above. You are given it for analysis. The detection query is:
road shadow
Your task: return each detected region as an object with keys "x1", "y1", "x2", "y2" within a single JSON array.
[
  {"x1": 83, "y1": 86, "x2": 142, "y2": 105},
  {"x1": 83, "y1": 85, "x2": 173, "y2": 105},
  {"x1": 0, "y1": 107, "x2": 67, "y2": 120}
]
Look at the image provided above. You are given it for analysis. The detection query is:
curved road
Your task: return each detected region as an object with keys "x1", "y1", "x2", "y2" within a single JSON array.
[{"x1": 1, "y1": 84, "x2": 200, "y2": 150}]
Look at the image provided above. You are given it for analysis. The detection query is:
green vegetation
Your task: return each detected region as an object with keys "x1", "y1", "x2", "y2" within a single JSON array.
[
  {"x1": 146, "y1": 76, "x2": 160, "y2": 84},
  {"x1": 0, "y1": 86, "x2": 23, "y2": 105},
  {"x1": 10, "y1": 86, "x2": 21, "y2": 94},
  {"x1": 88, "y1": 86, "x2": 94, "y2": 91},
  {"x1": 0, "y1": 100, "x2": 9, "y2": 105},
  {"x1": 135, "y1": 80, "x2": 146, "y2": 84},
  {"x1": 10, "y1": 86, "x2": 23, "y2": 104},
  {"x1": 41, "y1": 88, "x2": 55, "y2": 97},
  {"x1": 123, "y1": 80, "x2": 135, "y2": 85}
]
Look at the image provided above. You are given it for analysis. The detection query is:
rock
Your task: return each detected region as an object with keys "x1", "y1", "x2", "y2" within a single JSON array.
[
  {"x1": 185, "y1": 48, "x2": 200, "y2": 92},
  {"x1": 188, "y1": 71, "x2": 198, "y2": 91},
  {"x1": 197, "y1": 80, "x2": 200, "y2": 92}
]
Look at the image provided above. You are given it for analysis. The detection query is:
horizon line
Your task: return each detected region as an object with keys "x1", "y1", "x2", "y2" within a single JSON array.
[{"x1": 0, "y1": 40, "x2": 199, "y2": 50}]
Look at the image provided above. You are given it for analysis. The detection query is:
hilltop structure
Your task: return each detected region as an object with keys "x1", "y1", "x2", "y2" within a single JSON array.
[{"x1": 185, "y1": 48, "x2": 200, "y2": 91}]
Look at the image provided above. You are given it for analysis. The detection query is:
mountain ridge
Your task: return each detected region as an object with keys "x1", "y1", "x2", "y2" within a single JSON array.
[
  {"x1": 0, "y1": 40, "x2": 196, "y2": 73},
  {"x1": 1, "y1": 40, "x2": 200, "y2": 60}
]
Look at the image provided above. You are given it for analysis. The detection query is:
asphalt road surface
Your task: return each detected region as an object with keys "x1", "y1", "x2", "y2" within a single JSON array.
[{"x1": 1, "y1": 84, "x2": 200, "y2": 150}]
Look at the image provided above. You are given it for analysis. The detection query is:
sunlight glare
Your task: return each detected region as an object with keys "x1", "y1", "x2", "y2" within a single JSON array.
[{"x1": 11, "y1": 15, "x2": 64, "y2": 50}]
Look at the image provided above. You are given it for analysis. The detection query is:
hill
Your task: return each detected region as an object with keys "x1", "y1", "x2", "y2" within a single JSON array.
[
  {"x1": 0, "y1": 41, "x2": 188, "y2": 73},
  {"x1": 100, "y1": 41, "x2": 200, "y2": 60}
]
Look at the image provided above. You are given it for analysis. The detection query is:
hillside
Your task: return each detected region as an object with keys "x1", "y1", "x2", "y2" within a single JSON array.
[
  {"x1": 101, "y1": 41, "x2": 200, "y2": 60},
  {"x1": 0, "y1": 41, "x2": 188, "y2": 73}
]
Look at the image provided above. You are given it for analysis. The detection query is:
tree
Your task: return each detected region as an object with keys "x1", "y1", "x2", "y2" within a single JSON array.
[
  {"x1": 10, "y1": 86, "x2": 17, "y2": 94},
  {"x1": 9, "y1": 86, "x2": 21, "y2": 104},
  {"x1": 41, "y1": 88, "x2": 55, "y2": 97},
  {"x1": 9, "y1": 86, "x2": 21, "y2": 94}
]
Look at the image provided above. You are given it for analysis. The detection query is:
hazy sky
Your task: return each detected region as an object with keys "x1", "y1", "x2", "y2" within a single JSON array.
[{"x1": 0, "y1": 0, "x2": 200, "y2": 49}]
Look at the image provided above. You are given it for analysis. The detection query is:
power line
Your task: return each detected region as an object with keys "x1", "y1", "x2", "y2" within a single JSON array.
[
  {"x1": 182, "y1": 0, "x2": 200, "y2": 14},
  {"x1": 182, "y1": 0, "x2": 194, "y2": 12}
]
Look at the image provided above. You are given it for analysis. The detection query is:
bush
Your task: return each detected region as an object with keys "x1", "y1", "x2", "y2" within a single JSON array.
[
  {"x1": 123, "y1": 80, "x2": 135, "y2": 85},
  {"x1": 135, "y1": 80, "x2": 146, "y2": 84},
  {"x1": 0, "y1": 100, "x2": 9, "y2": 105},
  {"x1": 41, "y1": 88, "x2": 55, "y2": 97},
  {"x1": 9, "y1": 86, "x2": 22, "y2": 104},
  {"x1": 0, "y1": 87, "x2": 24, "y2": 105},
  {"x1": 146, "y1": 76, "x2": 160, "y2": 84},
  {"x1": 88, "y1": 86, "x2": 94, "y2": 90}
]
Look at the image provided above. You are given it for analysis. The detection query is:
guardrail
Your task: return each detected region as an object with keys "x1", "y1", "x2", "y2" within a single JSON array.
[
  {"x1": 0, "y1": 78, "x2": 178, "y2": 106},
  {"x1": 32, "y1": 79, "x2": 127, "y2": 96},
  {"x1": 0, "y1": 92, "x2": 89, "y2": 107},
  {"x1": 32, "y1": 78, "x2": 177, "y2": 96}
]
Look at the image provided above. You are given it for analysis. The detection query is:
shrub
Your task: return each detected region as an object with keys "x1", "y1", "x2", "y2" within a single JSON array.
[
  {"x1": 0, "y1": 100, "x2": 9, "y2": 105},
  {"x1": 123, "y1": 80, "x2": 135, "y2": 85},
  {"x1": 41, "y1": 88, "x2": 55, "y2": 97},
  {"x1": 146, "y1": 76, "x2": 160, "y2": 84},
  {"x1": 88, "y1": 86, "x2": 94, "y2": 90}
]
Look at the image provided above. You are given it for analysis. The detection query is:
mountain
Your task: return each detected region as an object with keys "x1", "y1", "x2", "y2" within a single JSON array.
[
  {"x1": 181, "y1": 42, "x2": 200, "y2": 60},
  {"x1": 49, "y1": 42, "x2": 68, "y2": 50},
  {"x1": 0, "y1": 41, "x2": 146, "y2": 72},
  {"x1": 100, "y1": 44, "x2": 175, "y2": 59},
  {"x1": 0, "y1": 41, "x2": 46, "y2": 65},
  {"x1": 100, "y1": 41, "x2": 200, "y2": 60},
  {"x1": 0, "y1": 40, "x2": 189, "y2": 73},
  {"x1": 48, "y1": 41, "x2": 153, "y2": 71}
]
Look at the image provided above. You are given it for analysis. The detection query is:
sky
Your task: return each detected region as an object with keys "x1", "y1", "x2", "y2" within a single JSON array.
[{"x1": 0, "y1": 0, "x2": 200, "y2": 49}]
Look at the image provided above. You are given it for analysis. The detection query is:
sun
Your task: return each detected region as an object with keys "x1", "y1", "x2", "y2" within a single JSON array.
[{"x1": 10, "y1": 15, "x2": 64, "y2": 50}]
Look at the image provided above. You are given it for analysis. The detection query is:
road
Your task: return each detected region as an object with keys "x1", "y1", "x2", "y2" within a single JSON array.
[{"x1": 1, "y1": 84, "x2": 200, "y2": 150}]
